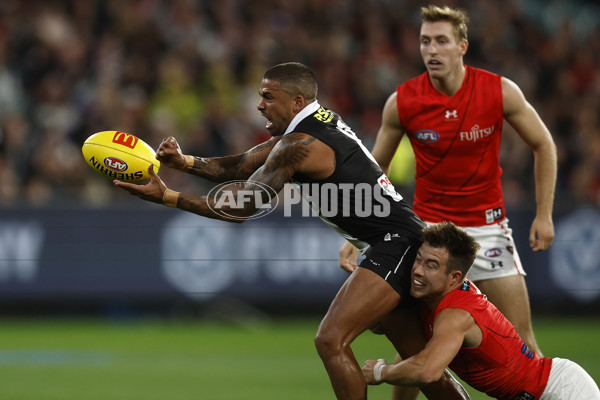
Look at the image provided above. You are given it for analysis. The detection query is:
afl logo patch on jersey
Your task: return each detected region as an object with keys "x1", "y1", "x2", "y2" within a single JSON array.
[{"x1": 415, "y1": 130, "x2": 439, "y2": 143}]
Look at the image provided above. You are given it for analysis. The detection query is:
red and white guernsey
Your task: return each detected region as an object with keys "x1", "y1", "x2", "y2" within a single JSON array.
[
  {"x1": 397, "y1": 66, "x2": 505, "y2": 226},
  {"x1": 422, "y1": 279, "x2": 552, "y2": 400}
]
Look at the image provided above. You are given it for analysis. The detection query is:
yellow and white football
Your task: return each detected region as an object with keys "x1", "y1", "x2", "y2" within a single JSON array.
[{"x1": 82, "y1": 131, "x2": 160, "y2": 183}]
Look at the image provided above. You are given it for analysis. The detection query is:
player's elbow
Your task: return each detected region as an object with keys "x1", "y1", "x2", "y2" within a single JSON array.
[{"x1": 415, "y1": 366, "x2": 445, "y2": 385}]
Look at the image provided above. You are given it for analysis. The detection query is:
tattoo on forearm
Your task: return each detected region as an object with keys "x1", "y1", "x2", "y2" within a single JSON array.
[
  {"x1": 169, "y1": 136, "x2": 316, "y2": 223},
  {"x1": 187, "y1": 139, "x2": 278, "y2": 182}
]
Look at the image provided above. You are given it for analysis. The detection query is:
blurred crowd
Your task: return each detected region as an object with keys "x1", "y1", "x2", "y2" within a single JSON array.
[{"x1": 0, "y1": 0, "x2": 598, "y2": 209}]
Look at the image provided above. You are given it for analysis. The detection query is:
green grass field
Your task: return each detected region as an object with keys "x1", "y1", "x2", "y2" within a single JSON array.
[{"x1": 0, "y1": 317, "x2": 597, "y2": 399}]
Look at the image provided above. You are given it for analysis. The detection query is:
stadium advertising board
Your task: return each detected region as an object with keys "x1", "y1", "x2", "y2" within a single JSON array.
[{"x1": 0, "y1": 207, "x2": 598, "y2": 314}]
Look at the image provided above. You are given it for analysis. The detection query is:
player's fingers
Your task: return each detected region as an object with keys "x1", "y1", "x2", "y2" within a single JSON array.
[
  {"x1": 339, "y1": 243, "x2": 358, "y2": 273},
  {"x1": 362, "y1": 359, "x2": 376, "y2": 368},
  {"x1": 160, "y1": 136, "x2": 176, "y2": 147},
  {"x1": 148, "y1": 164, "x2": 158, "y2": 178},
  {"x1": 113, "y1": 179, "x2": 133, "y2": 189},
  {"x1": 340, "y1": 260, "x2": 356, "y2": 274},
  {"x1": 535, "y1": 235, "x2": 553, "y2": 251},
  {"x1": 530, "y1": 227, "x2": 554, "y2": 252},
  {"x1": 113, "y1": 180, "x2": 142, "y2": 197},
  {"x1": 529, "y1": 227, "x2": 537, "y2": 250},
  {"x1": 339, "y1": 242, "x2": 356, "y2": 262},
  {"x1": 156, "y1": 137, "x2": 177, "y2": 156}
]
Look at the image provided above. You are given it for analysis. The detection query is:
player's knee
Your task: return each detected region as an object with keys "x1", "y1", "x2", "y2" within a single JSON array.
[{"x1": 314, "y1": 329, "x2": 344, "y2": 359}]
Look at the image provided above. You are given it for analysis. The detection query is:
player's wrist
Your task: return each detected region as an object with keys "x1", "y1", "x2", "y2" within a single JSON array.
[
  {"x1": 182, "y1": 155, "x2": 195, "y2": 171},
  {"x1": 373, "y1": 359, "x2": 387, "y2": 383},
  {"x1": 162, "y1": 188, "x2": 180, "y2": 207}
]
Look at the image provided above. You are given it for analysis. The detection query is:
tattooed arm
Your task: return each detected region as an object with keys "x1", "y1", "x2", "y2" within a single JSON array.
[
  {"x1": 156, "y1": 136, "x2": 282, "y2": 182},
  {"x1": 115, "y1": 133, "x2": 335, "y2": 222}
]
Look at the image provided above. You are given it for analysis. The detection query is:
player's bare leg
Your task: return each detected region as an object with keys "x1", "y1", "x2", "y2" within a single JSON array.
[
  {"x1": 475, "y1": 274, "x2": 543, "y2": 356},
  {"x1": 316, "y1": 268, "x2": 469, "y2": 399},
  {"x1": 391, "y1": 352, "x2": 420, "y2": 400},
  {"x1": 381, "y1": 307, "x2": 470, "y2": 400},
  {"x1": 315, "y1": 268, "x2": 402, "y2": 399}
]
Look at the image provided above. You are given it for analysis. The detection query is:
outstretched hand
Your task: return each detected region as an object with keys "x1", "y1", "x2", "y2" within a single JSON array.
[
  {"x1": 339, "y1": 241, "x2": 359, "y2": 273},
  {"x1": 156, "y1": 136, "x2": 189, "y2": 170},
  {"x1": 114, "y1": 164, "x2": 167, "y2": 204}
]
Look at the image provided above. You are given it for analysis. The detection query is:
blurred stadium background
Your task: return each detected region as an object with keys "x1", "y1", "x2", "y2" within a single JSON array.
[{"x1": 0, "y1": 0, "x2": 598, "y2": 399}]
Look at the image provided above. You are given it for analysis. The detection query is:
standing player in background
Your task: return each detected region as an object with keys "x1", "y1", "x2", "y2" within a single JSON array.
[
  {"x1": 362, "y1": 222, "x2": 600, "y2": 400},
  {"x1": 115, "y1": 62, "x2": 469, "y2": 400},
  {"x1": 341, "y1": 3, "x2": 556, "y2": 356}
]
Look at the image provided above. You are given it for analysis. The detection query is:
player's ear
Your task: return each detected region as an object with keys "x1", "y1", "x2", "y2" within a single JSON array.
[
  {"x1": 293, "y1": 95, "x2": 305, "y2": 113},
  {"x1": 459, "y1": 39, "x2": 468, "y2": 56},
  {"x1": 449, "y1": 270, "x2": 463, "y2": 286}
]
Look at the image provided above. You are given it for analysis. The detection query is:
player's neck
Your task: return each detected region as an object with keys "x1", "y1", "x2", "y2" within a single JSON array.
[
  {"x1": 429, "y1": 65, "x2": 466, "y2": 97},
  {"x1": 423, "y1": 281, "x2": 462, "y2": 310},
  {"x1": 423, "y1": 296, "x2": 443, "y2": 311}
]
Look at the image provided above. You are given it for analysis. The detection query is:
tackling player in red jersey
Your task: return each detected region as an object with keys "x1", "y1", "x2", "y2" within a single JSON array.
[{"x1": 362, "y1": 222, "x2": 600, "y2": 400}]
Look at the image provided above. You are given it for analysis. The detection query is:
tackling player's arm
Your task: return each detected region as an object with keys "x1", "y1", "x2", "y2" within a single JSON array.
[
  {"x1": 502, "y1": 77, "x2": 557, "y2": 252},
  {"x1": 156, "y1": 136, "x2": 282, "y2": 182},
  {"x1": 370, "y1": 91, "x2": 407, "y2": 174},
  {"x1": 362, "y1": 308, "x2": 474, "y2": 386},
  {"x1": 114, "y1": 133, "x2": 334, "y2": 222},
  {"x1": 339, "y1": 91, "x2": 407, "y2": 273}
]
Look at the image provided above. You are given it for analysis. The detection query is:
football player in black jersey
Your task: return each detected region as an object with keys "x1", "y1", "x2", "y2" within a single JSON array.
[{"x1": 115, "y1": 62, "x2": 469, "y2": 400}]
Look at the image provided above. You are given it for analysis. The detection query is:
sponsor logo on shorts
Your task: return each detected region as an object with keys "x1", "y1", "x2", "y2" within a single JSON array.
[
  {"x1": 484, "y1": 248, "x2": 502, "y2": 258},
  {"x1": 415, "y1": 130, "x2": 439, "y2": 143},
  {"x1": 104, "y1": 156, "x2": 128, "y2": 172}
]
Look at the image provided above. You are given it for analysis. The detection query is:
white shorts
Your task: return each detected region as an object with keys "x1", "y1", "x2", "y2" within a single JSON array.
[
  {"x1": 425, "y1": 219, "x2": 525, "y2": 282},
  {"x1": 541, "y1": 357, "x2": 600, "y2": 399}
]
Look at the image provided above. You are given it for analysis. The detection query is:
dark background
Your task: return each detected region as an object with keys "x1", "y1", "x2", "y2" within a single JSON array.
[{"x1": 0, "y1": 0, "x2": 598, "y2": 317}]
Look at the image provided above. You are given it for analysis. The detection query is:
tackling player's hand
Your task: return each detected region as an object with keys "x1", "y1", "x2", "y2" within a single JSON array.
[
  {"x1": 529, "y1": 216, "x2": 554, "y2": 252},
  {"x1": 339, "y1": 241, "x2": 359, "y2": 273},
  {"x1": 156, "y1": 136, "x2": 191, "y2": 171},
  {"x1": 362, "y1": 359, "x2": 387, "y2": 385},
  {"x1": 114, "y1": 164, "x2": 167, "y2": 205}
]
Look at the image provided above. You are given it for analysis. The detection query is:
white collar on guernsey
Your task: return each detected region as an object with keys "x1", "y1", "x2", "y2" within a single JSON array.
[{"x1": 283, "y1": 100, "x2": 321, "y2": 135}]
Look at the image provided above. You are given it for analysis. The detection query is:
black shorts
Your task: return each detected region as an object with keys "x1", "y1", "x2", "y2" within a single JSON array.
[{"x1": 358, "y1": 235, "x2": 421, "y2": 300}]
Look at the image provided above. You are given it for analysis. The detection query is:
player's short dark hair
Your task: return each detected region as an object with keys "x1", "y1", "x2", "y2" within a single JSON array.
[
  {"x1": 263, "y1": 62, "x2": 318, "y2": 102},
  {"x1": 421, "y1": 5, "x2": 469, "y2": 42},
  {"x1": 421, "y1": 222, "x2": 479, "y2": 276}
]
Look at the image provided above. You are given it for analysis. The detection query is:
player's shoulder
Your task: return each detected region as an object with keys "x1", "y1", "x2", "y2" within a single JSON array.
[
  {"x1": 396, "y1": 72, "x2": 430, "y2": 109},
  {"x1": 441, "y1": 282, "x2": 479, "y2": 308},
  {"x1": 464, "y1": 66, "x2": 502, "y2": 93},
  {"x1": 398, "y1": 71, "x2": 428, "y2": 92},
  {"x1": 279, "y1": 132, "x2": 319, "y2": 148}
]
